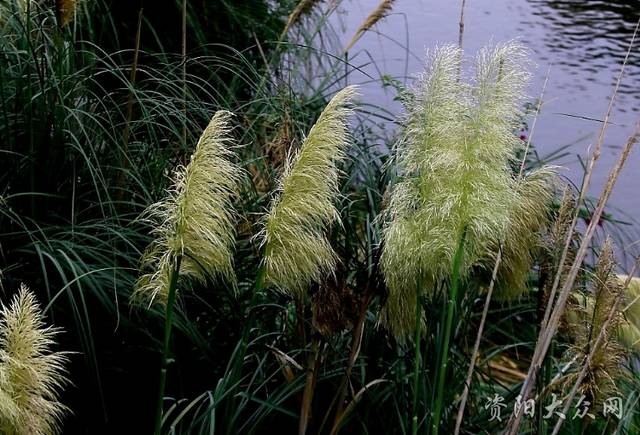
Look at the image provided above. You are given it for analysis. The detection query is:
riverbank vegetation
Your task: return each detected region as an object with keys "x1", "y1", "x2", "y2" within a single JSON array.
[{"x1": 0, "y1": 1, "x2": 639, "y2": 434}]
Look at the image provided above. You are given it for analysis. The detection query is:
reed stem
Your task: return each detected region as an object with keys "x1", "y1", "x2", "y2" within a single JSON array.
[
  {"x1": 411, "y1": 286, "x2": 422, "y2": 435},
  {"x1": 181, "y1": 0, "x2": 187, "y2": 150},
  {"x1": 299, "y1": 336, "x2": 321, "y2": 435},
  {"x1": 154, "y1": 254, "x2": 182, "y2": 435},
  {"x1": 453, "y1": 245, "x2": 501, "y2": 434},
  {"x1": 457, "y1": 0, "x2": 466, "y2": 49},
  {"x1": 432, "y1": 230, "x2": 466, "y2": 435}
]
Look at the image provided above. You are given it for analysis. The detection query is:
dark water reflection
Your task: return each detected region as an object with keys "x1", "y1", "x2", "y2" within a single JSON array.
[{"x1": 522, "y1": 0, "x2": 640, "y2": 109}]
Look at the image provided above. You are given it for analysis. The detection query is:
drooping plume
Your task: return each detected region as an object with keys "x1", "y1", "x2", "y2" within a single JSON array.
[
  {"x1": 134, "y1": 111, "x2": 243, "y2": 305},
  {"x1": 345, "y1": 0, "x2": 396, "y2": 51},
  {"x1": 489, "y1": 167, "x2": 556, "y2": 300},
  {"x1": 261, "y1": 86, "x2": 357, "y2": 297},
  {"x1": 0, "y1": 285, "x2": 69, "y2": 435},
  {"x1": 380, "y1": 42, "x2": 552, "y2": 338},
  {"x1": 280, "y1": 0, "x2": 323, "y2": 39}
]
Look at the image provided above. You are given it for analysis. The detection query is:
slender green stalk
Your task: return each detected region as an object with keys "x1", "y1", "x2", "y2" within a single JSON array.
[
  {"x1": 224, "y1": 264, "x2": 266, "y2": 434},
  {"x1": 411, "y1": 289, "x2": 422, "y2": 435},
  {"x1": 241, "y1": 265, "x2": 266, "y2": 331},
  {"x1": 432, "y1": 230, "x2": 466, "y2": 435},
  {"x1": 154, "y1": 254, "x2": 182, "y2": 435}
]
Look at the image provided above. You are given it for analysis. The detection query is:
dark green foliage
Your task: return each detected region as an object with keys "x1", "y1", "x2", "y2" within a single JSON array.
[{"x1": 1, "y1": 1, "x2": 638, "y2": 434}]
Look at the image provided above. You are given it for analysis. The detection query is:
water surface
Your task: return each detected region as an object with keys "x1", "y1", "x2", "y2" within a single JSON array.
[{"x1": 336, "y1": 0, "x2": 640, "y2": 260}]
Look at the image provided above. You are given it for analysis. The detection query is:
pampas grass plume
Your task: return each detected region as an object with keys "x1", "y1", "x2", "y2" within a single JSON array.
[
  {"x1": 380, "y1": 42, "x2": 544, "y2": 338},
  {"x1": 260, "y1": 86, "x2": 357, "y2": 297},
  {"x1": 490, "y1": 167, "x2": 556, "y2": 300},
  {"x1": 0, "y1": 284, "x2": 69, "y2": 435},
  {"x1": 281, "y1": 0, "x2": 323, "y2": 39},
  {"x1": 134, "y1": 111, "x2": 243, "y2": 305}
]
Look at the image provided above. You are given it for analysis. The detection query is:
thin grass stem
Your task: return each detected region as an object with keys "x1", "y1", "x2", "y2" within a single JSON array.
[
  {"x1": 181, "y1": 0, "x2": 187, "y2": 151},
  {"x1": 114, "y1": 6, "x2": 143, "y2": 201},
  {"x1": 328, "y1": 289, "x2": 375, "y2": 435},
  {"x1": 154, "y1": 254, "x2": 182, "y2": 435},
  {"x1": 411, "y1": 286, "x2": 422, "y2": 435},
  {"x1": 299, "y1": 336, "x2": 321, "y2": 435},
  {"x1": 453, "y1": 245, "x2": 502, "y2": 434},
  {"x1": 432, "y1": 229, "x2": 466, "y2": 435},
  {"x1": 457, "y1": 0, "x2": 466, "y2": 49}
]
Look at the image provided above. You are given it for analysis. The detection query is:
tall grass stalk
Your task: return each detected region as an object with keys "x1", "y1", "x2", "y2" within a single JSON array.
[
  {"x1": 381, "y1": 41, "x2": 550, "y2": 434},
  {"x1": 154, "y1": 254, "x2": 182, "y2": 435},
  {"x1": 299, "y1": 337, "x2": 321, "y2": 435},
  {"x1": 133, "y1": 110, "x2": 242, "y2": 432},
  {"x1": 222, "y1": 263, "x2": 267, "y2": 433},
  {"x1": 181, "y1": 0, "x2": 187, "y2": 150},
  {"x1": 457, "y1": 0, "x2": 466, "y2": 49},
  {"x1": 327, "y1": 286, "x2": 376, "y2": 434},
  {"x1": 431, "y1": 229, "x2": 466, "y2": 435},
  {"x1": 453, "y1": 245, "x2": 502, "y2": 434},
  {"x1": 257, "y1": 85, "x2": 356, "y2": 433},
  {"x1": 115, "y1": 5, "x2": 143, "y2": 199},
  {"x1": 410, "y1": 287, "x2": 422, "y2": 435}
]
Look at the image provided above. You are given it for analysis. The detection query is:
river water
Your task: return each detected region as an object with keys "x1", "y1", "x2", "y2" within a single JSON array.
[{"x1": 333, "y1": 0, "x2": 640, "y2": 262}]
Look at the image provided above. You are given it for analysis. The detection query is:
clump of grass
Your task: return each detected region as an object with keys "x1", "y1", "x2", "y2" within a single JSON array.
[
  {"x1": 507, "y1": 21, "x2": 640, "y2": 431},
  {"x1": 260, "y1": 86, "x2": 357, "y2": 298},
  {"x1": 0, "y1": 284, "x2": 69, "y2": 435},
  {"x1": 133, "y1": 111, "x2": 243, "y2": 305}
]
